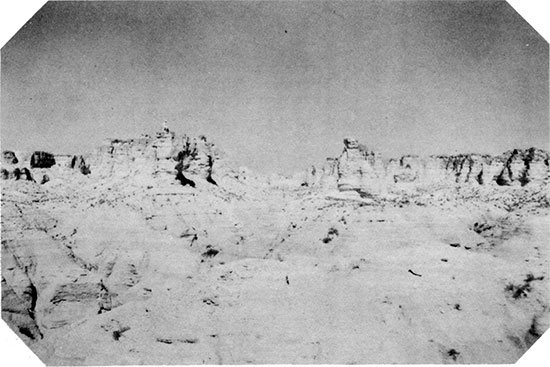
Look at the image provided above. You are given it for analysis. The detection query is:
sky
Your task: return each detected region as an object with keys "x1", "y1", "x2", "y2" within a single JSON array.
[{"x1": 1, "y1": 0, "x2": 548, "y2": 174}]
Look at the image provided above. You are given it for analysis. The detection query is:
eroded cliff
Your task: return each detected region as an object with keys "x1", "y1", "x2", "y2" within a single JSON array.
[{"x1": 305, "y1": 138, "x2": 549, "y2": 196}]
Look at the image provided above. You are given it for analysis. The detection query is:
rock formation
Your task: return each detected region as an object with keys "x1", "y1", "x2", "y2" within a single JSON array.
[
  {"x1": 2, "y1": 150, "x2": 19, "y2": 165},
  {"x1": 69, "y1": 155, "x2": 91, "y2": 175},
  {"x1": 13, "y1": 167, "x2": 34, "y2": 181},
  {"x1": 1, "y1": 278, "x2": 43, "y2": 341},
  {"x1": 173, "y1": 135, "x2": 217, "y2": 184},
  {"x1": 335, "y1": 137, "x2": 386, "y2": 196},
  {"x1": 306, "y1": 138, "x2": 549, "y2": 196},
  {"x1": 30, "y1": 151, "x2": 56, "y2": 168},
  {"x1": 495, "y1": 148, "x2": 549, "y2": 186},
  {"x1": 92, "y1": 125, "x2": 219, "y2": 186},
  {"x1": 175, "y1": 170, "x2": 196, "y2": 187},
  {"x1": 153, "y1": 122, "x2": 177, "y2": 159}
]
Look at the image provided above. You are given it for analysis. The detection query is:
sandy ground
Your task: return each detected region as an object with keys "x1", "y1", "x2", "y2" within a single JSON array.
[{"x1": 1, "y1": 173, "x2": 549, "y2": 364}]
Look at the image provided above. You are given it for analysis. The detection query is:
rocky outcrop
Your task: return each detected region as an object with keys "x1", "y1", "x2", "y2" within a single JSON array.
[
  {"x1": 175, "y1": 170, "x2": 196, "y2": 187},
  {"x1": 14, "y1": 167, "x2": 34, "y2": 181},
  {"x1": 307, "y1": 138, "x2": 549, "y2": 195},
  {"x1": 96, "y1": 137, "x2": 154, "y2": 163},
  {"x1": 388, "y1": 156, "x2": 421, "y2": 183},
  {"x1": 0, "y1": 168, "x2": 32, "y2": 181},
  {"x1": 1, "y1": 236, "x2": 43, "y2": 341},
  {"x1": 153, "y1": 125, "x2": 177, "y2": 159},
  {"x1": 174, "y1": 135, "x2": 217, "y2": 184},
  {"x1": 92, "y1": 125, "x2": 219, "y2": 186},
  {"x1": 335, "y1": 138, "x2": 386, "y2": 196},
  {"x1": 2, "y1": 151, "x2": 18, "y2": 165},
  {"x1": 495, "y1": 148, "x2": 549, "y2": 186},
  {"x1": 1, "y1": 277, "x2": 43, "y2": 341},
  {"x1": 0, "y1": 151, "x2": 27, "y2": 181},
  {"x1": 69, "y1": 155, "x2": 91, "y2": 175},
  {"x1": 30, "y1": 151, "x2": 56, "y2": 168},
  {"x1": 430, "y1": 148, "x2": 549, "y2": 186}
]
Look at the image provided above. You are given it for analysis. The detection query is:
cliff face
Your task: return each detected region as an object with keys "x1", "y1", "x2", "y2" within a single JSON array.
[
  {"x1": 2, "y1": 133, "x2": 548, "y2": 195},
  {"x1": 174, "y1": 135, "x2": 217, "y2": 182},
  {"x1": 336, "y1": 138, "x2": 386, "y2": 195},
  {"x1": 0, "y1": 127, "x2": 230, "y2": 190},
  {"x1": 89, "y1": 127, "x2": 220, "y2": 186},
  {"x1": 306, "y1": 139, "x2": 549, "y2": 195}
]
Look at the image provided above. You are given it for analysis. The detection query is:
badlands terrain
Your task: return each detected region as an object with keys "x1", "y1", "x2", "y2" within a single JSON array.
[{"x1": 1, "y1": 126, "x2": 549, "y2": 364}]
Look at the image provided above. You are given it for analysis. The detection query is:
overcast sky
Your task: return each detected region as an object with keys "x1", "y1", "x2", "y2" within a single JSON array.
[{"x1": 1, "y1": 0, "x2": 548, "y2": 173}]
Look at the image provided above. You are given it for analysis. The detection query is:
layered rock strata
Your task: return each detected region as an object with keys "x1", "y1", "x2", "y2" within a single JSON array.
[{"x1": 306, "y1": 139, "x2": 549, "y2": 195}]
